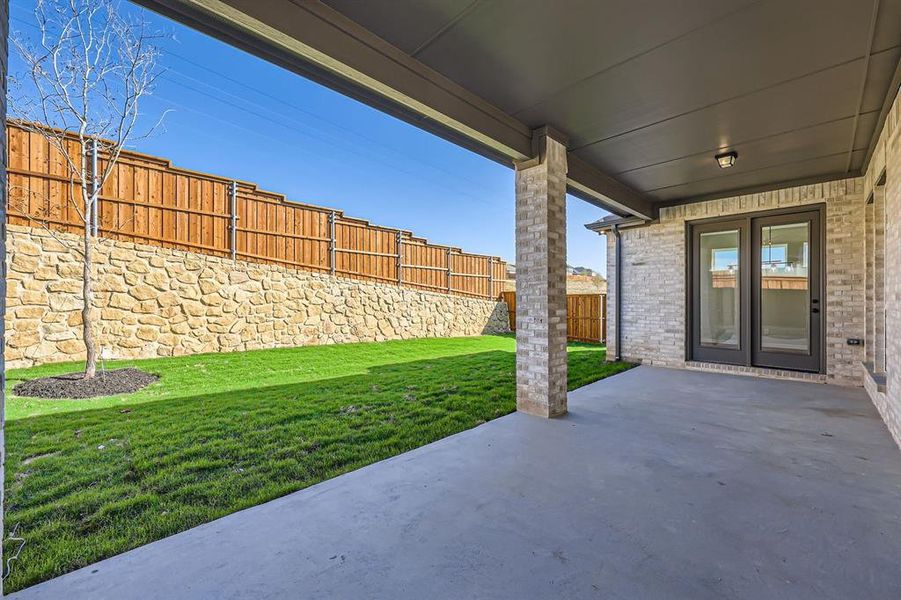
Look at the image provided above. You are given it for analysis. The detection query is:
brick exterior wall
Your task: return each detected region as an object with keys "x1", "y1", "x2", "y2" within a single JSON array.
[
  {"x1": 606, "y1": 179, "x2": 866, "y2": 385},
  {"x1": 862, "y1": 88, "x2": 900, "y2": 448},
  {"x1": 514, "y1": 132, "x2": 568, "y2": 417},
  {"x1": 605, "y1": 88, "x2": 901, "y2": 448}
]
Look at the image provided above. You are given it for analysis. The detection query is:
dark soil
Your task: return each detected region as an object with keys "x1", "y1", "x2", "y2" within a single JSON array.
[{"x1": 13, "y1": 368, "x2": 159, "y2": 399}]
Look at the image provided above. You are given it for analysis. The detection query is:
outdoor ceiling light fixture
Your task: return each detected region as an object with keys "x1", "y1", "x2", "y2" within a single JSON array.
[{"x1": 715, "y1": 151, "x2": 738, "y2": 169}]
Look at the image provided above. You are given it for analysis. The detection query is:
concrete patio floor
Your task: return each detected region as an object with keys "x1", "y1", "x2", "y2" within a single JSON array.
[{"x1": 11, "y1": 366, "x2": 901, "y2": 599}]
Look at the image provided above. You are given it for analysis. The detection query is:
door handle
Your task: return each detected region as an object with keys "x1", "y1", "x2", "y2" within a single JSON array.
[{"x1": 811, "y1": 308, "x2": 820, "y2": 314}]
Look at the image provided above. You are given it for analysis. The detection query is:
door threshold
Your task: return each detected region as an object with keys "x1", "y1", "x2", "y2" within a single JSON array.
[{"x1": 685, "y1": 361, "x2": 828, "y2": 384}]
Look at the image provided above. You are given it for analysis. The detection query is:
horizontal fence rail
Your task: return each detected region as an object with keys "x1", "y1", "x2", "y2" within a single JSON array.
[
  {"x1": 6, "y1": 122, "x2": 507, "y2": 300},
  {"x1": 501, "y1": 291, "x2": 607, "y2": 344}
]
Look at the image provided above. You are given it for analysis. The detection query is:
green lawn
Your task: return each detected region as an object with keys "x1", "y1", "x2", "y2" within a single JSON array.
[{"x1": 3, "y1": 335, "x2": 632, "y2": 592}]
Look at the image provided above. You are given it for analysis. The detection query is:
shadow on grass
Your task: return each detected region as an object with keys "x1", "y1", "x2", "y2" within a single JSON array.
[
  {"x1": 3, "y1": 348, "x2": 632, "y2": 592},
  {"x1": 6, "y1": 336, "x2": 524, "y2": 420},
  {"x1": 5, "y1": 336, "x2": 614, "y2": 421}
]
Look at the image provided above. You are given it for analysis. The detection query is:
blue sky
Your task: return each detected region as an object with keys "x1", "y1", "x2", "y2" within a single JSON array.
[{"x1": 9, "y1": 0, "x2": 611, "y2": 274}]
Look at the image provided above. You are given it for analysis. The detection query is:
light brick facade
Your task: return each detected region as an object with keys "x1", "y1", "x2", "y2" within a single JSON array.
[
  {"x1": 514, "y1": 130, "x2": 568, "y2": 418},
  {"x1": 861, "y1": 87, "x2": 901, "y2": 447},
  {"x1": 606, "y1": 179, "x2": 865, "y2": 385},
  {"x1": 604, "y1": 88, "x2": 901, "y2": 448}
]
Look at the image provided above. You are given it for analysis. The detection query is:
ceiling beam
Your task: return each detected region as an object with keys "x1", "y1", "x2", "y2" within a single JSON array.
[
  {"x1": 132, "y1": 0, "x2": 655, "y2": 219},
  {"x1": 567, "y1": 156, "x2": 656, "y2": 220}
]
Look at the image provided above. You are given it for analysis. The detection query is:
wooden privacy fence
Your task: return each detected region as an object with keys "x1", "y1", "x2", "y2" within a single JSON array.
[
  {"x1": 501, "y1": 291, "x2": 607, "y2": 344},
  {"x1": 5, "y1": 122, "x2": 507, "y2": 300}
]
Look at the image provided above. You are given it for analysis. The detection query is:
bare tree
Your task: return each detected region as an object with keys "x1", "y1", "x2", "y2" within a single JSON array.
[{"x1": 10, "y1": 0, "x2": 167, "y2": 379}]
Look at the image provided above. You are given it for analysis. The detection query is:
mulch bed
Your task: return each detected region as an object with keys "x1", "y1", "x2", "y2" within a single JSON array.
[{"x1": 13, "y1": 368, "x2": 159, "y2": 399}]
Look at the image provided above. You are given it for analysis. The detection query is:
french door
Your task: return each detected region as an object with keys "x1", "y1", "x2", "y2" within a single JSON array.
[{"x1": 689, "y1": 207, "x2": 822, "y2": 372}]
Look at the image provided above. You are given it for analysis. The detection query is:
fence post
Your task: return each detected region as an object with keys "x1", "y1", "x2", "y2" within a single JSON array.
[
  {"x1": 329, "y1": 210, "x2": 337, "y2": 276},
  {"x1": 488, "y1": 257, "x2": 494, "y2": 299},
  {"x1": 229, "y1": 180, "x2": 238, "y2": 261},
  {"x1": 396, "y1": 231, "x2": 403, "y2": 285},
  {"x1": 90, "y1": 138, "x2": 99, "y2": 237},
  {"x1": 446, "y1": 248, "x2": 452, "y2": 293}
]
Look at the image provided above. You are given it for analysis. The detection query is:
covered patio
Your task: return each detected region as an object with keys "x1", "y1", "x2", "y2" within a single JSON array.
[
  {"x1": 121, "y1": 0, "x2": 900, "y2": 432},
  {"x1": 1, "y1": 0, "x2": 900, "y2": 596},
  {"x1": 11, "y1": 367, "x2": 901, "y2": 599}
]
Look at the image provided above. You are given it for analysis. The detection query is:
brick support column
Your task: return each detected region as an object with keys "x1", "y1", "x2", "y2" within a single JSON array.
[{"x1": 514, "y1": 127, "x2": 568, "y2": 417}]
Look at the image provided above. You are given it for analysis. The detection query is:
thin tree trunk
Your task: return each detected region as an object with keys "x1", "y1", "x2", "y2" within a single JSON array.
[{"x1": 82, "y1": 196, "x2": 97, "y2": 379}]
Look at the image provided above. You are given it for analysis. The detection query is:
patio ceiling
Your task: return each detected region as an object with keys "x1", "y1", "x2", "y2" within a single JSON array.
[{"x1": 134, "y1": 0, "x2": 901, "y2": 218}]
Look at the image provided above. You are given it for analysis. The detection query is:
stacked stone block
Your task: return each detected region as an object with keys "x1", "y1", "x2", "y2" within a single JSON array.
[{"x1": 4, "y1": 225, "x2": 510, "y2": 368}]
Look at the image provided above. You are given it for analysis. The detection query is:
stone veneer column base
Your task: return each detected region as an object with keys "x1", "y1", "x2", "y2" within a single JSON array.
[{"x1": 514, "y1": 128, "x2": 568, "y2": 418}]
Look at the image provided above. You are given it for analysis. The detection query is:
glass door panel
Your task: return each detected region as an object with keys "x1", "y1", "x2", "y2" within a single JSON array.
[
  {"x1": 759, "y1": 222, "x2": 809, "y2": 353},
  {"x1": 691, "y1": 219, "x2": 747, "y2": 365},
  {"x1": 699, "y1": 230, "x2": 740, "y2": 348},
  {"x1": 752, "y1": 211, "x2": 821, "y2": 372}
]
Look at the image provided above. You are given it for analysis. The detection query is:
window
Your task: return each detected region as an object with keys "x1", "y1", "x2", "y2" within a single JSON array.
[
  {"x1": 711, "y1": 247, "x2": 738, "y2": 271},
  {"x1": 760, "y1": 243, "x2": 786, "y2": 268},
  {"x1": 866, "y1": 177, "x2": 887, "y2": 375}
]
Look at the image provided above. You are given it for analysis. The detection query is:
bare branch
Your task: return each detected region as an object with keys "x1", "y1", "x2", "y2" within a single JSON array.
[{"x1": 9, "y1": 0, "x2": 169, "y2": 379}]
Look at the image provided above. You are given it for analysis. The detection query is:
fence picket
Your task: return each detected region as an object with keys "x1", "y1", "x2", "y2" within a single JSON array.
[
  {"x1": 6, "y1": 122, "x2": 507, "y2": 299},
  {"x1": 500, "y1": 291, "x2": 607, "y2": 343}
]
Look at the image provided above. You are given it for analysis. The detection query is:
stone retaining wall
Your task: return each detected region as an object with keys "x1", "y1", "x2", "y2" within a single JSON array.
[{"x1": 5, "y1": 225, "x2": 510, "y2": 368}]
